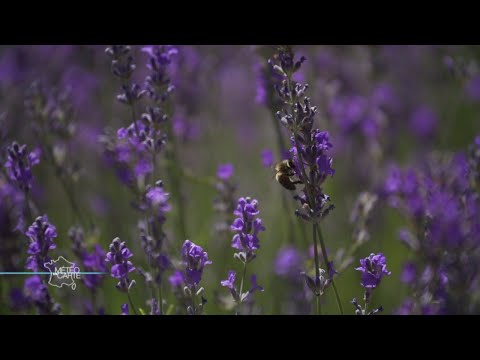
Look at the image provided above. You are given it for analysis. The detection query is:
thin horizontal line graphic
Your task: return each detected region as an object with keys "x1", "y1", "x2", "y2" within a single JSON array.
[{"x1": 0, "y1": 272, "x2": 107, "y2": 275}]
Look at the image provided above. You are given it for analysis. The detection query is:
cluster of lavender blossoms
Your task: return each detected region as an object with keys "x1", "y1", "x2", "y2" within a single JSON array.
[
  {"x1": 352, "y1": 253, "x2": 391, "y2": 315},
  {"x1": 180, "y1": 240, "x2": 211, "y2": 315},
  {"x1": 25, "y1": 215, "x2": 57, "y2": 271},
  {"x1": 384, "y1": 136, "x2": 480, "y2": 314},
  {"x1": 5, "y1": 142, "x2": 40, "y2": 192},
  {"x1": 24, "y1": 216, "x2": 61, "y2": 314},
  {"x1": 213, "y1": 163, "x2": 236, "y2": 238},
  {"x1": 105, "y1": 238, "x2": 136, "y2": 292},
  {"x1": 221, "y1": 197, "x2": 265, "y2": 314},
  {"x1": 69, "y1": 226, "x2": 106, "y2": 312}
]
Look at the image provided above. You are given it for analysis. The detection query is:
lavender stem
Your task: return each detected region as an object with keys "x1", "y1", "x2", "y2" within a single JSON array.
[
  {"x1": 127, "y1": 289, "x2": 139, "y2": 315},
  {"x1": 316, "y1": 225, "x2": 344, "y2": 315},
  {"x1": 165, "y1": 119, "x2": 188, "y2": 241},
  {"x1": 236, "y1": 261, "x2": 248, "y2": 315},
  {"x1": 312, "y1": 224, "x2": 321, "y2": 315}
]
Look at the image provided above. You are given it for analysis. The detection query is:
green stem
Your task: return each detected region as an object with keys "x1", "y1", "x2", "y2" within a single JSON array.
[
  {"x1": 91, "y1": 291, "x2": 97, "y2": 315},
  {"x1": 190, "y1": 288, "x2": 196, "y2": 315},
  {"x1": 236, "y1": 261, "x2": 248, "y2": 315},
  {"x1": 165, "y1": 121, "x2": 188, "y2": 241},
  {"x1": 59, "y1": 175, "x2": 89, "y2": 228},
  {"x1": 268, "y1": 110, "x2": 296, "y2": 243},
  {"x1": 312, "y1": 224, "x2": 321, "y2": 315},
  {"x1": 316, "y1": 225, "x2": 344, "y2": 315},
  {"x1": 127, "y1": 289, "x2": 139, "y2": 315},
  {"x1": 24, "y1": 190, "x2": 34, "y2": 225},
  {"x1": 316, "y1": 295, "x2": 322, "y2": 315}
]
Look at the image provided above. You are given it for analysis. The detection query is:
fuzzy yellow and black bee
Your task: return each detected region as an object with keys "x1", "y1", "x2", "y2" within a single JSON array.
[{"x1": 274, "y1": 159, "x2": 302, "y2": 191}]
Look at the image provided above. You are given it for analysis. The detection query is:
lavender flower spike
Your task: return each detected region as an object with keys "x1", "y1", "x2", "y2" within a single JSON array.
[
  {"x1": 352, "y1": 253, "x2": 391, "y2": 315},
  {"x1": 5, "y1": 142, "x2": 41, "y2": 191},
  {"x1": 181, "y1": 239, "x2": 212, "y2": 288},
  {"x1": 231, "y1": 197, "x2": 266, "y2": 263},
  {"x1": 181, "y1": 240, "x2": 211, "y2": 315},
  {"x1": 105, "y1": 237, "x2": 136, "y2": 292},
  {"x1": 25, "y1": 215, "x2": 57, "y2": 272},
  {"x1": 355, "y1": 253, "x2": 391, "y2": 289}
]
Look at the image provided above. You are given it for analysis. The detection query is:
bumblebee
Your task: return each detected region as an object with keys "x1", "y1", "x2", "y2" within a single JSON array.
[{"x1": 274, "y1": 159, "x2": 302, "y2": 191}]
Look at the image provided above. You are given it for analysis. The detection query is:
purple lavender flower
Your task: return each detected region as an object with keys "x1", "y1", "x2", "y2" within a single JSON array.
[
  {"x1": 409, "y1": 106, "x2": 438, "y2": 139},
  {"x1": 466, "y1": 74, "x2": 480, "y2": 101},
  {"x1": 180, "y1": 240, "x2": 211, "y2": 315},
  {"x1": 231, "y1": 197, "x2": 265, "y2": 262},
  {"x1": 173, "y1": 115, "x2": 202, "y2": 142},
  {"x1": 287, "y1": 128, "x2": 336, "y2": 222},
  {"x1": 121, "y1": 303, "x2": 129, "y2": 315},
  {"x1": 401, "y1": 262, "x2": 417, "y2": 284},
  {"x1": 4, "y1": 142, "x2": 41, "y2": 191},
  {"x1": 23, "y1": 275, "x2": 60, "y2": 314},
  {"x1": 83, "y1": 245, "x2": 107, "y2": 291},
  {"x1": 169, "y1": 270, "x2": 184, "y2": 288},
  {"x1": 221, "y1": 270, "x2": 237, "y2": 290},
  {"x1": 248, "y1": 274, "x2": 264, "y2": 295},
  {"x1": 142, "y1": 45, "x2": 178, "y2": 103},
  {"x1": 254, "y1": 59, "x2": 283, "y2": 108},
  {"x1": 181, "y1": 240, "x2": 212, "y2": 288},
  {"x1": 221, "y1": 270, "x2": 239, "y2": 302},
  {"x1": 145, "y1": 182, "x2": 171, "y2": 223},
  {"x1": 221, "y1": 196, "x2": 265, "y2": 313},
  {"x1": 105, "y1": 237, "x2": 136, "y2": 292},
  {"x1": 351, "y1": 253, "x2": 390, "y2": 315},
  {"x1": 274, "y1": 246, "x2": 303, "y2": 277},
  {"x1": 261, "y1": 149, "x2": 274, "y2": 168},
  {"x1": 105, "y1": 45, "x2": 136, "y2": 80},
  {"x1": 217, "y1": 163, "x2": 234, "y2": 180},
  {"x1": 25, "y1": 215, "x2": 57, "y2": 272},
  {"x1": 213, "y1": 163, "x2": 237, "y2": 237},
  {"x1": 9, "y1": 288, "x2": 29, "y2": 312},
  {"x1": 355, "y1": 253, "x2": 391, "y2": 289},
  {"x1": 24, "y1": 275, "x2": 47, "y2": 303},
  {"x1": 395, "y1": 298, "x2": 415, "y2": 315}
]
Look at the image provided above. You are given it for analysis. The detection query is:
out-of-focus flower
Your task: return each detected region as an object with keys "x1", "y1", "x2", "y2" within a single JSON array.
[
  {"x1": 4, "y1": 142, "x2": 41, "y2": 191},
  {"x1": 409, "y1": 106, "x2": 438, "y2": 140},
  {"x1": 261, "y1": 149, "x2": 274, "y2": 168},
  {"x1": 217, "y1": 163, "x2": 234, "y2": 181},
  {"x1": 274, "y1": 247, "x2": 303, "y2": 277},
  {"x1": 121, "y1": 303, "x2": 129, "y2": 315}
]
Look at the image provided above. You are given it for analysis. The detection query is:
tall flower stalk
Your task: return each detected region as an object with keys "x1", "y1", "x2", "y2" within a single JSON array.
[
  {"x1": 24, "y1": 215, "x2": 61, "y2": 314},
  {"x1": 255, "y1": 50, "x2": 299, "y2": 245},
  {"x1": 24, "y1": 82, "x2": 89, "y2": 229},
  {"x1": 69, "y1": 226, "x2": 106, "y2": 314},
  {"x1": 269, "y1": 45, "x2": 343, "y2": 314},
  {"x1": 221, "y1": 197, "x2": 265, "y2": 314},
  {"x1": 105, "y1": 237, "x2": 137, "y2": 315},
  {"x1": 142, "y1": 45, "x2": 188, "y2": 242},
  {"x1": 180, "y1": 240, "x2": 211, "y2": 315},
  {"x1": 104, "y1": 45, "x2": 173, "y2": 314}
]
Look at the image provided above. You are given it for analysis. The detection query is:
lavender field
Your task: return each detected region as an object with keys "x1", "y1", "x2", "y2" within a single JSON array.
[{"x1": 0, "y1": 45, "x2": 479, "y2": 315}]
